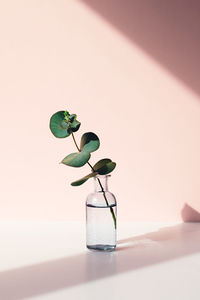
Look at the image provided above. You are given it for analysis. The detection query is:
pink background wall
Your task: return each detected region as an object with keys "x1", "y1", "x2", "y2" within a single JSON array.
[{"x1": 0, "y1": 0, "x2": 200, "y2": 221}]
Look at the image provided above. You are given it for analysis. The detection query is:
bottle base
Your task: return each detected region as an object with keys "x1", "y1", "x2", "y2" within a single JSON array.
[{"x1": 87, "y1": 244, "x2": 116, "y2": 252}]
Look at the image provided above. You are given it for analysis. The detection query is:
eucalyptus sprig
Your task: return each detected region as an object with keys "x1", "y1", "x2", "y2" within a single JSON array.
[{"x1": 49, "y1": 110, "x2": 117, "y2": 228}]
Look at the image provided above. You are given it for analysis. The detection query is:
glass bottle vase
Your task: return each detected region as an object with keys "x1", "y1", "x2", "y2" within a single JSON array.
[{"x1": 86, "y1": 175, "x2": 117, "y2": 251}]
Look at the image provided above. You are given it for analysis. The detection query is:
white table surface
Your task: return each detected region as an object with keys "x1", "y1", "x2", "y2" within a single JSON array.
[{"x1": 0, "y1": 221, "x2": 200, "y2": 300}]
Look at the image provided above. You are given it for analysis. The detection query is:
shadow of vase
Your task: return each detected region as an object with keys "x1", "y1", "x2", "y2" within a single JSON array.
[{"x1": 1, "y1": 222, "x2": 200, "y2": 299}]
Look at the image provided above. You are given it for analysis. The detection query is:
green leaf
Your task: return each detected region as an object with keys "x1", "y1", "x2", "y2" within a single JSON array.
[
  {"x1": 80, "y1": 132, "x2": 100, "y2": 153},
  {"x1": 69, "y1": 114, "x2": 76, "y2": 123},
  {"x1": 50, "y1": 111, "x2": 81, "y2": 137},
  {"x1": 64, "y1": 111, "x2": 70, "y2": 119},
  {"x1": 93, "y1": 159, "x2": 116, "y2": 175},
  {"x1": 70, "y1": 119, "x2": 81, "y2": 132},
  {"x1": 93, "y1": 159, "x2": 112, "y2": 170},
  {"x1": 71, "y1": 171, "x2": 98, "y2": 186},
  {"x1": 61, "y1": 151, "x2": 90, "y2": 167},
  {"x1": 98, "y1": 161, "x2": 116, "y2": 175},
  {"x1": 50, "y1": 111, "x2": 71, "y2": 138}
]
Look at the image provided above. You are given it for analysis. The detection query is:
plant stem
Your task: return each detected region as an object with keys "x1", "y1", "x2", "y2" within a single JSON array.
[
  {"x1": 71, "y1": 132, "x2": 117, "y2": 229},
  {"x1": 71, "y1": 131, "x2": 80, "y2": 152},
  {"x1": 96, "y1": 177, "x2": 117, "y2": 229}
]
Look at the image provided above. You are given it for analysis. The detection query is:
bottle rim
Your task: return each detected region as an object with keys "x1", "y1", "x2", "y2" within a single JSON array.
[{"x1": 94, "y1": 174, "x2": 111, "y2": 179}]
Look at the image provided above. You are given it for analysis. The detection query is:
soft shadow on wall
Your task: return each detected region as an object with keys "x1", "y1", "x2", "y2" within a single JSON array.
[
  {"x1": 81, "y1": 0, "x2": 200, "y2": 96},
  {"x1": 181, "y1": 203, "x2": 200, "y2": 222}
]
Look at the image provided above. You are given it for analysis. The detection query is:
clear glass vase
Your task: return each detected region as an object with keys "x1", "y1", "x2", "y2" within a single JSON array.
[{"x1": 86, "y1": 175, "x2": 117, "y2": 251}]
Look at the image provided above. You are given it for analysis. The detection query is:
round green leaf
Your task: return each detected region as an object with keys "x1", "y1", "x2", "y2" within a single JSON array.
[
  {"x1": 99, "y1": 161, "x2": 116, "y2": 175},
  {"x1": 69, "y1": 114, "x2": 76, "y2": 123},
  {"x1": 93, "y1": 159, "x2": 116, "y2": 175},
  {"x1": 71, "y1": 171, "x2": 98, "y2": 186},
  {"x1": 93, "y1": 159, "x2": 111, "y2": 171},
  {"x1": 61, "y1": 151, "x2": 90, "y2": 167},
  {"x1": 70, "y1": 119, "x2": 81, "y2": 132},
  {"x1": 50, "y1": 111, "x2": 71, "y2": 138},
  {"x1": 80, "y1": 132, "x2": 100, "y2": 153}
]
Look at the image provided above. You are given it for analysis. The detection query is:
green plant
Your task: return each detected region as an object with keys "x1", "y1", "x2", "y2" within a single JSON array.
[{"x1": 49, "y1": 110, "x2": 117, "y2": 228}]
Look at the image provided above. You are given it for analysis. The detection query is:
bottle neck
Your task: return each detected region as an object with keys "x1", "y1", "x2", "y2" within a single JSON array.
[{"x1": 94, "y1": 175, "x2": 109, "y2": 192}]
